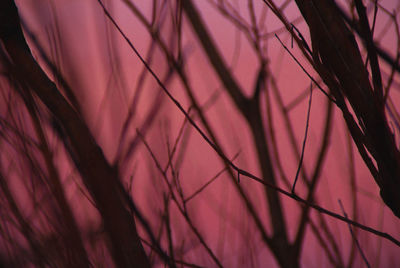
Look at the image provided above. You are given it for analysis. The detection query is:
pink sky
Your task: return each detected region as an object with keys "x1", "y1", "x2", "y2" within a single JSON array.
[{"x1": 9, "y1": 0, "x2": 400, "y2": 266}]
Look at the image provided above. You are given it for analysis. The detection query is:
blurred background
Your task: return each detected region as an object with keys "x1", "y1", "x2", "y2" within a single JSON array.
[{"x1": 1, "y1": 0, "x2": 400, "y2": 267}]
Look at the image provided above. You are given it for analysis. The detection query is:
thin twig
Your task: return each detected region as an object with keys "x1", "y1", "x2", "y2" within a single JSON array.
[
  {"x1": 185, "y1": 151, "x2": 240, "y2": 203},
  {"x1": 292, "y1": 83, "x2": 313, "y2": 193},
  {"x1": 338, "y1": 200, "x2": 371, "y2": 268},
  {"x1": 97, "y1": 0, "x2": 400, "y2": 248},
  {"x1": 274, "y1": 34, "x2": 336, "y2": 104},
  {"x1": 137, "y1": 130, "x2": 224, "y2": 268}
]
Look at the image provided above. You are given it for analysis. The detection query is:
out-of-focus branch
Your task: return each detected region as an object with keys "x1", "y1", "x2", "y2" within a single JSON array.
[
  {"x1": 181, "y1": 0, "x2": 249, "y2": 113},
  {"x1": 0, "y1": 171, "x2": 48, "y2": 267},
  {"x1": 137, "y1": 130, "x2": 224, "y2": 268},
  {"x1": 293, "y1": 99, "x2": 334, "y2": 256},
  {"x1": 24, "y1": 90, "x2": 89, "y2": 267},
  {"x1": 97, "y1": 0, "x2": 400, "y2": 251},
  {"x1": 0, "y1": 1, "x2": 150, "y2": 267},
  {"x1": 181, "y1": 2, "x2": 295, "y2": 266},
  {"x1": 116, "y1": 1, "x2": 276, "y2": 256}
]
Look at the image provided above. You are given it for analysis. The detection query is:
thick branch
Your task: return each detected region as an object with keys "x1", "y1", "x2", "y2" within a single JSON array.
[
  {"x1": 0, "y1": 1, "x2": 150, "y2": 267},
  {"x1": 294, "y1": 0, "x2": 400, "y2": 219}
]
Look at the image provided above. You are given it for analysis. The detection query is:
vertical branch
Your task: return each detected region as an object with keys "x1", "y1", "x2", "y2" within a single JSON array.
[
  {"x1": 181, "y1": 1, "x2": 297, "y2": 266},
  {"x1": 291, "y1": 84, "x2": 313, "y2": 193}
]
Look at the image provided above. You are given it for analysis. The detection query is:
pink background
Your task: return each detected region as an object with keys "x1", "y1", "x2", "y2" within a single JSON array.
[{"x1": 9, "y1": 0, "x2": 400, "y2": 266}]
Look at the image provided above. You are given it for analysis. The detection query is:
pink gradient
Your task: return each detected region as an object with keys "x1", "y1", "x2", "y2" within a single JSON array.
[{"x1": 3, "y1": 0, "x2": 400, "y2": 267}]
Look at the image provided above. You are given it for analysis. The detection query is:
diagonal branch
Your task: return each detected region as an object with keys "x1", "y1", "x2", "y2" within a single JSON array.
[
  {"x1": 95, "y1": 0, "x2": 400, "y2": 250},
  {"x1": 0, "y1": 1, "x2": 150, "y2": 267}
]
